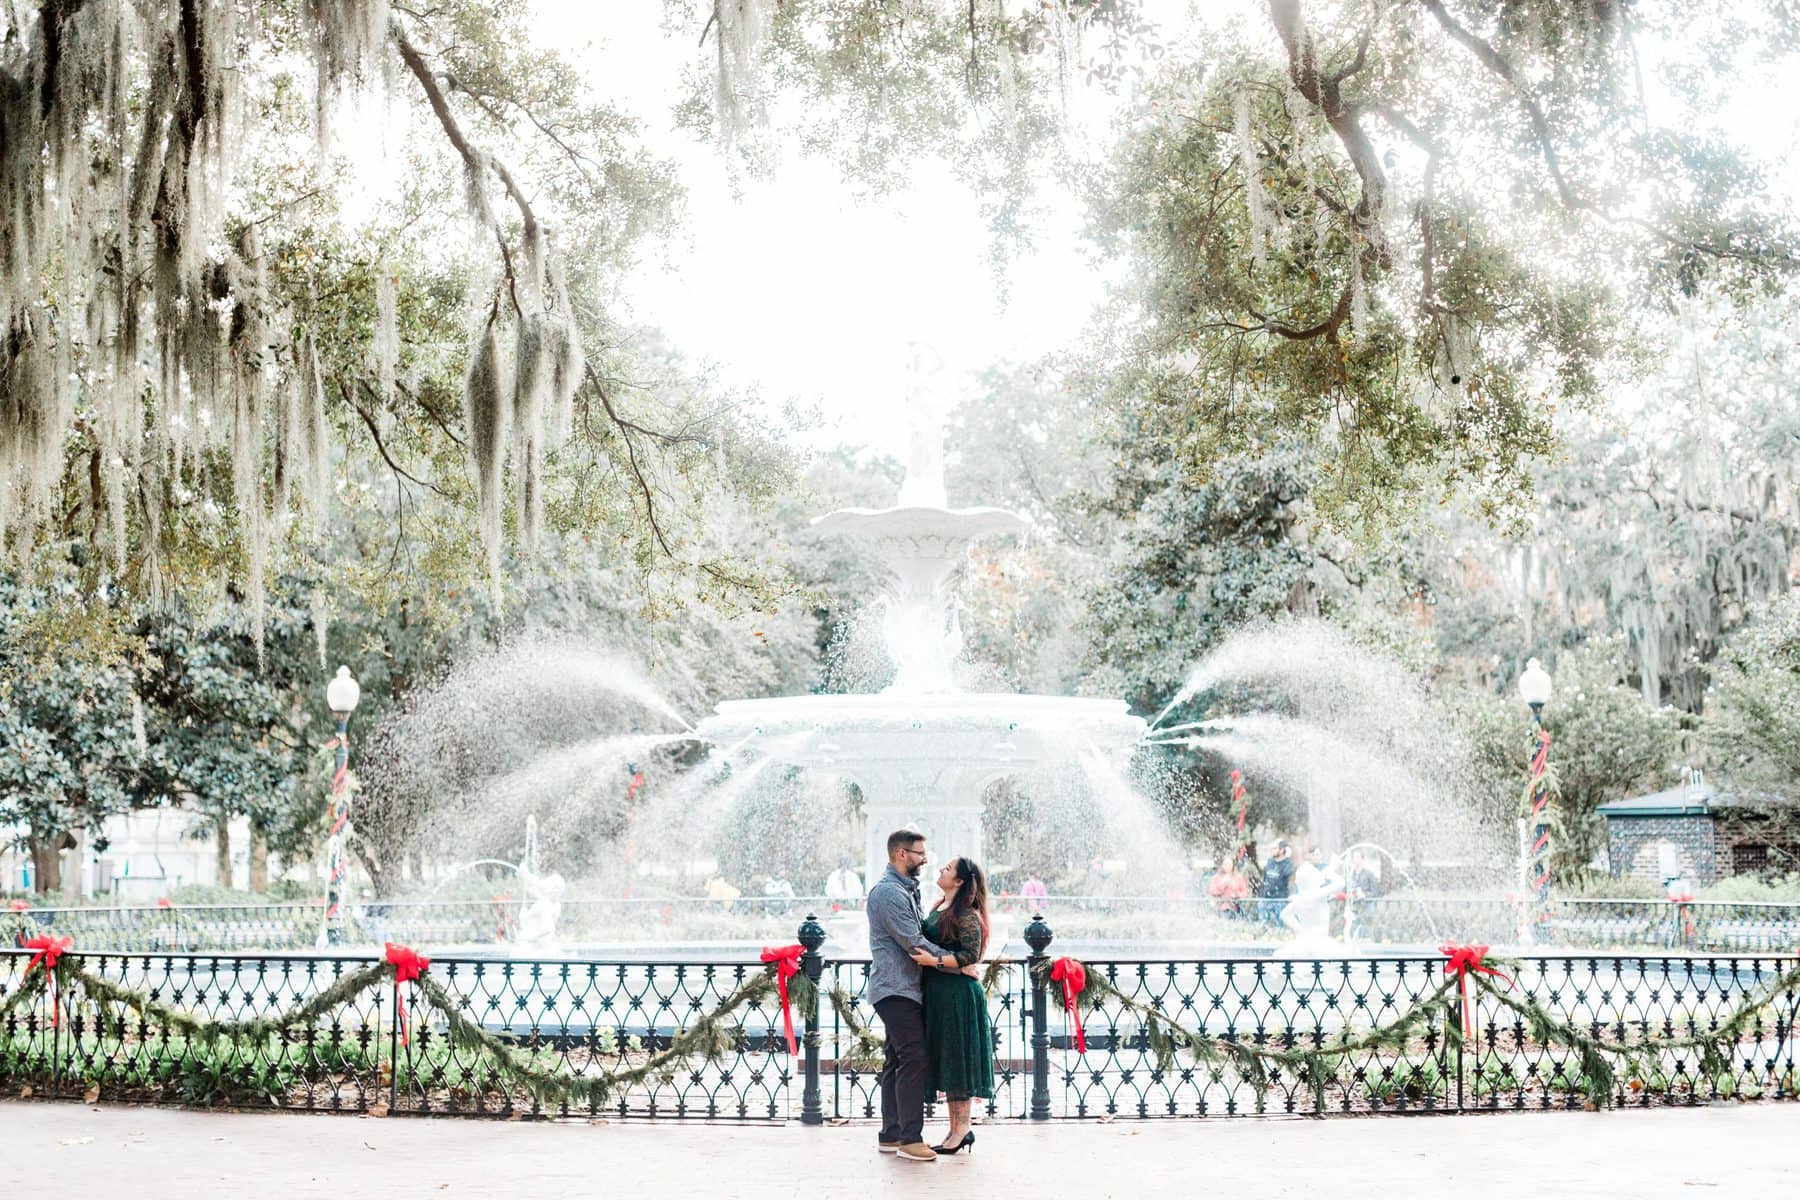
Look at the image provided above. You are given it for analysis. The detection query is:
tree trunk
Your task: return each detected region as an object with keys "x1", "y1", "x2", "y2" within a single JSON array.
[
  {"x1": 27, "y1": 833, "x2": 69, "y2": 896},
  {"x1": 249, "y1": 827, "x2": 269, "y2": 892},
  {"x1": 351, "y1": 837, "x2": 389, "y2": 898},
  {"x1": 214, "y1": 815, "x2": 233, "y2": 888}
]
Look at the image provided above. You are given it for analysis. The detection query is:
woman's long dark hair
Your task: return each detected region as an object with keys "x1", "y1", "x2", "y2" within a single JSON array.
[{"x1": 942, "y1": 857, "x2": 991, "y2": 955}]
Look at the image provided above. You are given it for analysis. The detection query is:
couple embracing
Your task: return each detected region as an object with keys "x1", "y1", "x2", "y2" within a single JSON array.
[{"x1": 865, "y1": 828, "x2": 994, "y2": 1163}]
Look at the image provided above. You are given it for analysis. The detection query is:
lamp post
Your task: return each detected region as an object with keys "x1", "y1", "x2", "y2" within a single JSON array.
[
  {"x1": 316, "y1": 666, "x2": 361, "y2": 948},
  {"x1": 1517, "y1": 658, "x2": 1553, "y2": 946}
]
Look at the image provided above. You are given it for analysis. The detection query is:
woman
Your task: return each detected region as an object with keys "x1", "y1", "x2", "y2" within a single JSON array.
[{"x1": 907, "y1": 856, "x2": 994, "y2": 1156}]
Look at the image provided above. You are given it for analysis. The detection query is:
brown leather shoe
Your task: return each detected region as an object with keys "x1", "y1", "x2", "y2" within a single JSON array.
[{"x1": 895, "y1": 1142, "x2": 938, "y2": 1162}]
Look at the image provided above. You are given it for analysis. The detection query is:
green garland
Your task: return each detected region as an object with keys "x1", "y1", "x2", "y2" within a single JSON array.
[
  {"x1": 1029, "y1": 954, "x2": 1800, "y2": 1110},
  {"x1": 822, "y1": 985, "x2": 886, "y2": 1072},
  {"x1": 72, "y1": 962, "x2": 390, "y2": 1044},
  {"x1": 1029, "y1": 958, "x2": 1460, "y2": 1109},
  {"x1": 0, "y1": 967, "x2": 47, "y2": 1023},
  {"x1": 1, "y1": 953, "x2": 808, "y2": 1112},
  {"x1": 10, "y1": 950, "x2": 1795, "y2": 1113},
  {"x1": 1464, "y1": 957, "x2": 1800, "y2": 1107},
  {"x1": 406, "y1": 970, "x2": 782, "y2": 1110}
]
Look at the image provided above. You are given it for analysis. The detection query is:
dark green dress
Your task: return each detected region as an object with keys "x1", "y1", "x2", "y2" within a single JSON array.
[{"x1": 921, "y1": 908, "x2": 995, "y2": 1101}]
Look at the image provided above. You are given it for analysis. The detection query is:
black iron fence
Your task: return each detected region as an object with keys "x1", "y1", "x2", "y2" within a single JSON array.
[{"x1": 3, "y1": 916, "x2": 1795, "y2": 1121}]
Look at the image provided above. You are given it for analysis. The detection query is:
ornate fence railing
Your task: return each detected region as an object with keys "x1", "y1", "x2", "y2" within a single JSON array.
[
  {"x1": 9, "y1": 895, "x2": 1800, "y2": 954},
  {"x1": 3, "y1": 916, "x2": 1795, "y2": 1121}
]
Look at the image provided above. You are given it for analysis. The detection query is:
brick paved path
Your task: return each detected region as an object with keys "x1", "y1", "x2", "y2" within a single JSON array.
[{"x1": 0, "y1": 1100, "x2": 1788, "y2": 1199}]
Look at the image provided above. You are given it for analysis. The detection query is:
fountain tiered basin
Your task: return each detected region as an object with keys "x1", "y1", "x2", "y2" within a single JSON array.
[{"x1": 697, "y1": 692, "x2": 1143, "y2": 951}]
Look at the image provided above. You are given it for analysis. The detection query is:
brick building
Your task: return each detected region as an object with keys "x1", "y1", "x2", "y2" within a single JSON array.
[{"x1": 1599, "y1": 775, "x2": 1799, "y2": 886}]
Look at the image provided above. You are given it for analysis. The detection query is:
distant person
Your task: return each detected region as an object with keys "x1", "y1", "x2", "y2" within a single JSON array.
[
  {"x1": 705, "y1": 875, "x2": 740, "y2": 908},
  {"x1": 1209, "y1": 858, "x2": 1250, "y2": 917},
  {"x1": 762, "y1": 869, "x2": 797, "y2": 910},
  {"x1": 1259, "y1": 840, "x2": 1295, "y2": 924},
  {"x1": 1349, "y1": 850, "x2": 1381, "y2": 899},
  {"x1": 825, "y1": 860, "x2": 864, "y2": 910},
  {"x1": 1020, "y1": 875, "x2": 1048, "y2": 905}
]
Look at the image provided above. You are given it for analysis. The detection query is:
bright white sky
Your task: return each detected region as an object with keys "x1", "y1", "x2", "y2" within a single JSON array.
[
  {"x1": 530, "y1": 2, "x2": 1132, "y2": 460},
  {"x1": 488, "y1": 2, "x2": 1800, "y2": 461}
]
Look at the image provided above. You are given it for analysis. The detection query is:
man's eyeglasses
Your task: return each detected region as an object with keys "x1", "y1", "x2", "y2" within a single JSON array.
[{"x1": 901, "y1": 847, "x2": 927, "y2": 859}]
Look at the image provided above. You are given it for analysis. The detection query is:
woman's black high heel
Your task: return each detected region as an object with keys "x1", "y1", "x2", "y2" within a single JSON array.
[{"x1": 934, "y1": 1131, "x2": 975, "y2": 1155}]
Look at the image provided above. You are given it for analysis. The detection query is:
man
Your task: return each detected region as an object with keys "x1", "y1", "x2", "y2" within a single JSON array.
[
  {"x1": 1259, "y1": 839, "x2": 1294, "y2": 925},
  {"x1": 866, "y1": 828, "x2": 953, "y2": 1163},
  {"x1": 824, "y1": 859, "x2": 863, "y2": 909}
]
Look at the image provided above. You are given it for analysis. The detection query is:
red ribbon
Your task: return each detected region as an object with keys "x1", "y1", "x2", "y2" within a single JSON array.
[
  {"x1": 760, "y1": 944, "x2": 805, "y2": 1055},
  {"x1": 384, "y1": 943, "x2": 431, "y2": 1046},
  {"x1": 7, "y1": 899, "x2": 27, "y2": 912},
  {"x1": 1440, "y1": 943, "x2": 1513, "y2": 1038},
  {"x1": 1050, "y1": 956, "x2": 1088, "y2": 1054},
  {"x1": 156, "y1": 898, "x2": 173, "y2": 909},
  {"x1": 25, "y1": 935, "x2": 72, "y2": 1027}
]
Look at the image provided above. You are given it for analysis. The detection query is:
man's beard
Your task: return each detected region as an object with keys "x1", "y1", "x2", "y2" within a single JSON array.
[{"x1": 906, "y1": 858, "x2": 923, "y2": 879}]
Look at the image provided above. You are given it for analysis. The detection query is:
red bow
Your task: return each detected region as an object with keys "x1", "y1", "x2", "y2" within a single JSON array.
[
  {"x1": 8, "y1": 899, "x2": 28, "y2": 912},
  {"x1": 385, "y1": 943, "x2": 431, "y2": 1046},
  {"x1": 1050, "y1": 957, "x2": 1088, "y2": 1055},
  {"x1": 760, "y1": 944, "x2": 805, "y2": 1055},
  {"x1": 25, "y1": 935, "x2": 72, "y2": 1027},
  {"x1": 1440, "y1": 943, "x2": 1513, "y2": 1038},
  {"x1": 156, "y1": 898, "x2": 173, "y2": 909}
]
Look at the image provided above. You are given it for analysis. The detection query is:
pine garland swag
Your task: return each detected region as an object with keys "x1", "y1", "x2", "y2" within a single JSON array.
[
  {"x1": 405, "y1": 969, "x2": 783, "y2": 1110},
  {"x1": 2, "y1": 953, "x2": 814, "y2": 1111},
  {"x1": 823, "y1": 986, "x2": 886, "y2": 1072},
  {"x1": 1023, "y1": 955, "x2": 1800, "y2": 1109},
  {"x1": 7, "y1": 951, "x2": 1795, "y2": 1111}
]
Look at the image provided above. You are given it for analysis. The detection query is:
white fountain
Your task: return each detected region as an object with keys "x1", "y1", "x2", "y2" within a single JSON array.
[{"x1": 694, "y1": 395, "x2": 1145, "y2": 937}]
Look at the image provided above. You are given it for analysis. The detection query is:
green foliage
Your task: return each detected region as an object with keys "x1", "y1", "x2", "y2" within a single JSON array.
[
  {"x1": 1698, "y1": 872, "x2": 1800, "y2": 903},
  {"x1": 1705, "y1": 593, "x2": 1800, "y2": 798},
  {"x1": 1462, "y1": 638, "x2": 1682, "y2": 873},
  {"x1": 1416, "y1": 306, "x2": 1800, "y2": 712},
  {"x1": 4, "y1": 950, "x2": 808, "y2": 1112},
  {"x1": 1076, "y1": 3, "x2": 1798, "y2": 527}
]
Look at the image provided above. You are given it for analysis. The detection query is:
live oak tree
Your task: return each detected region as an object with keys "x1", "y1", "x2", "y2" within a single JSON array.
[
  {"x1": 0, "y1": 0, "x2": 784, "y2": 639},
  {"x1": 1080, "y1": 0, "x2": 1799, "y2": 529},
  {"x1": 1411, "y1": 303, "x2": 1800, "y2": 711},
  {"x1": 1705, "y1": 593, "x2": 1800, "y2": 800},
  {"x1": 694, "y1": 2, "x2": 1798, "y2": 522}
]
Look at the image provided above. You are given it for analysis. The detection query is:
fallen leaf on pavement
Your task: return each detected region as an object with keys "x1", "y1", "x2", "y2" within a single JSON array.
[{"x1": 83, "y1": 1085, "x2": 100, "y2": 1103}]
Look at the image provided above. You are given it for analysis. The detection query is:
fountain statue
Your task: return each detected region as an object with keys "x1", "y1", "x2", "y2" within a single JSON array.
[{"x1": 695, "y1": 360, "x2": 1145, "y2": 903}]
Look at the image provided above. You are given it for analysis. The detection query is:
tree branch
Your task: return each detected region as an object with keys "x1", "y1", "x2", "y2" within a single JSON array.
[
  {"x1": 1417, "y1": 0, "x2": 1578, "y2": 209},
  {"x1": 392, "y1": 24, "x2": 538, "y2": 315},
  {"x1": 1266, "y1": 0, "x2": 1388, "y2": 258},
  {"x1": 342, "y1": 379, "x2": 450, "y2": 498}
]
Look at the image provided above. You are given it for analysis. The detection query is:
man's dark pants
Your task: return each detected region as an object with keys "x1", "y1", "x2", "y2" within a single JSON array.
[{"x1": 874, "y1": 996, "x2": 928, "y2": 1145}]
